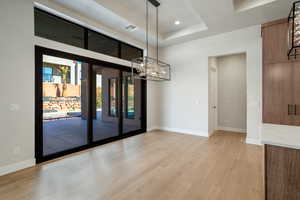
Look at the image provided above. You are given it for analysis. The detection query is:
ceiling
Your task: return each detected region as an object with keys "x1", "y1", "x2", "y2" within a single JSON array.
[{"x1": 48, "y1": 0, "x2": 293, "y2": 46}]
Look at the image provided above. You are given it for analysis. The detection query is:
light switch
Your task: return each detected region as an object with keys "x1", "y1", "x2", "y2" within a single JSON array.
[{"x1": 9, "y1": 104, "x2": 20, "y2": 111}]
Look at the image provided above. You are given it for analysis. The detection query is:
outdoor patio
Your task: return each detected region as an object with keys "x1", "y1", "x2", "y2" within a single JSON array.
[{"x1": 43, "y1": 111, "x2": 140, "y2": 155}]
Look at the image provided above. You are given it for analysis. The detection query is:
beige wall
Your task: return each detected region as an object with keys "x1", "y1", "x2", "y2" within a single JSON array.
[{"x1": 217, "y1": 53, "x2": 247, "y2": 132}]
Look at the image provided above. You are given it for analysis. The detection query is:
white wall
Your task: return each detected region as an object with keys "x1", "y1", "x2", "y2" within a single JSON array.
[
  {"x1": 0, "y1": 0, "x2": 159, "y2": 175},
  {"x1": 217, "y1": 53, "x2": 247, "y2": 133},
  {"x1": 160, "y1": 25, "x2": 262, "y2": 142},
  {"x1": 0, "y1": 0, "x2": 35, "y2": 175}
]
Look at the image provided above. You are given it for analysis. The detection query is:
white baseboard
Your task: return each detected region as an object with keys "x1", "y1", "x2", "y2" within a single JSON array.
[
  {"x1": 147, "y1": 127, "x2": 159, "y2": 132},
  {"x1": 0, "y1": 159, "x2": 36, "y2": 177},
  {"x1": 246, "y1": 138, "x2": 262, "y2": 146},
  {"x1": 159, "y1": 127, "x2": 209, "y2": 137},
  {"x1": 218, "y1": 126, "x2": 246, "y2": 133}
]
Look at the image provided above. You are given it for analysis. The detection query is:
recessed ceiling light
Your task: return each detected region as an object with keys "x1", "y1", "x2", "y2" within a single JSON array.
[{"x1": 174, "y1": 20, "x2": 180, "y2": 25}]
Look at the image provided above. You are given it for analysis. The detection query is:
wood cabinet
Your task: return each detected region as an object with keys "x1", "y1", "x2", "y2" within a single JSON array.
[
  {"x1": 262, "y1": 19, "x2": 300, "y2": 126},
  {"x1": 292, "y1": 61, "x2": 300, "y2": 125},
  {"x1": 265, "y1": 144, "x2": 300, "y2": 200},
  {"x1": 263, "y1": 62, "x2": 294, "y2": 125},
  {"x1": 262, "y1": 19, "x2": 289, "y2": 64}
]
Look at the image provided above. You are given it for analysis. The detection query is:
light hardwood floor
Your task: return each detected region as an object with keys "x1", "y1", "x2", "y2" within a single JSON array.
[{"x1": 0, "y1": 130, "x2": 264, "y2": 200}]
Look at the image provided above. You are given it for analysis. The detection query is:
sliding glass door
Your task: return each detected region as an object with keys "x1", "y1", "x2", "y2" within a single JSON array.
[
  {"x1": 122, "y1": 72, "x2": 142, "y2": 134},
  {"x1": 92, "y1": 65, "x2": 120, "y2": 141},
  {"x1": 35, "y1": 47, "x2": 146, "y2": 162},
  {"x1": 42, "y1": 55, "x2": 89, "y2": 156}
]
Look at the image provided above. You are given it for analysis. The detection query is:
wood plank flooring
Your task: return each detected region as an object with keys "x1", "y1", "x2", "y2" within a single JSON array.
[{"x1": 0, "y1": 130, "x2": 264, "y2": 200}]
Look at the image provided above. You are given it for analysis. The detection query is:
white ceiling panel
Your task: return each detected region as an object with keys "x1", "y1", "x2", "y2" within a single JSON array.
[{"x1": 43, "y1": 0, "x2": 294, "y2": 46}]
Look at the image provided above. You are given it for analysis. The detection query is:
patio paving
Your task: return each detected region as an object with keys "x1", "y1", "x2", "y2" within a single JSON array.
[{"x1": 43, "y1": 111, "x2": 140, "y2": 156}]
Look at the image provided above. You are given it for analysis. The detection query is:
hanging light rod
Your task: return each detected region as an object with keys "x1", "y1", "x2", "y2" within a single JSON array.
[{"x1": 148, "y1": 0, "x2": 160, "y2": 7}]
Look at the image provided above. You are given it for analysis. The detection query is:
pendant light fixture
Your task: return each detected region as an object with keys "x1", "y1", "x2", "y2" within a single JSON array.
[
  {"x1": 131, "y1": 0, "x2": 171, "y2": 81},
  {"x1": 288, "y1": 1, "x2": 300, "y2": 59}
]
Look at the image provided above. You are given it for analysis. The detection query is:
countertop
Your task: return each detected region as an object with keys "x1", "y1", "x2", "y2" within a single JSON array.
[{"x1": 261, "y1": 124, "x2": 300, "y2": 150}]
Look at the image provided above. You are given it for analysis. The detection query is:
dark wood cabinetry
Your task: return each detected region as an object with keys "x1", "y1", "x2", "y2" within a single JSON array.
[
  {"x1": 265, "y1": 145, "x2": 300, "y2": 200},
  {"x1": 262, "y1": 19, "x2": 300, "y2": 126}
]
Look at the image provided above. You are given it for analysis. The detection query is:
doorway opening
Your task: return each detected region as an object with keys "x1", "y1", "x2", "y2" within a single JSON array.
[{"x1": 208, "y1": 53, "x2": 247, "y2": 136}]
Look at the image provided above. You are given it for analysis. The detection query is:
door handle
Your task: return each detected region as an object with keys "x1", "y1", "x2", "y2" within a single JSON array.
[
  {"x1": 288, "y1": 104, "x2": 294, "y2": 115},
  {"x1": 295, "y1": 104, "x2": 297, "y2": 115}
]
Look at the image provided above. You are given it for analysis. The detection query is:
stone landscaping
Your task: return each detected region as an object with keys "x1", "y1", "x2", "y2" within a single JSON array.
[{"x1": 43, "y1": 97, "x2": 81, "y2": 113}]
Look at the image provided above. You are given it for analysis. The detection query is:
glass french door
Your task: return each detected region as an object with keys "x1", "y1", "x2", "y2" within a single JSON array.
[
  {"x1": 92, "y1": 65, "x2": 120, "y2": 141},
  {"x1": 36, "y1": 47, "x2": 146, "y2": 162}
]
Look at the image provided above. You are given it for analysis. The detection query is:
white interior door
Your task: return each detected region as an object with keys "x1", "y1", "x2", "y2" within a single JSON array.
[{"x1": 209, "y1": 66, "x2": 218, "y2": 135}]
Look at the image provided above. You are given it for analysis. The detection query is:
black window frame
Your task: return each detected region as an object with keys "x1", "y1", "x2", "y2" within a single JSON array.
[
  {"x1": 34, "y1": 8, "x2": 143, "y2": 61},
  {"x1": 120, "y1": 43, "x2": 143, "y2": 61},
  {"x1": 34, "y1": 8, "x2": 85, "y2": 48},
  {"x1": 87, "y1": 29, "x2": 119, "y2": 57},
  {"x1": 35, "y1": 46, "x2": 147, "y2": 163}
]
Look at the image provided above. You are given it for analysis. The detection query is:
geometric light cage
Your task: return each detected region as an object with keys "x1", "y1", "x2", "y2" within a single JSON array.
[
  {"x1": 131, "y1": 56, "x2": 171, "y2": 81},
  {"x1": 131, "y1": 0, "x2": 171, "y2": 81},
  {"x1": 288, "y1": 0, "x2": 300, "y2": 59}
]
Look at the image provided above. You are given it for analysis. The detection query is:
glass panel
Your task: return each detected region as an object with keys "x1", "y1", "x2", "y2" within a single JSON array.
[
  {"x1": 42, "y1": 55, "x2": 88, "y2": 156},
  {"x1": 93, "y1": 66, "x2": 119, "y2": 141},
  {"x1": 35, "y1": 9, "x2": 85, "y2": 48},
  {"x1": 125, "y1": 76, "x2": 135, "y2": 119},
  {"x1": 88, "y1": 31, "x2": 119, "y2": 57},
  {"x1": 120, "y1": 43, "x2": 143, "y2": 61},
  {"x1": 109, "y1": 78, "x2": 118, "y2": 117},
  {"x1": 43, "y1": 67, "x2": 53, "y2": 82},
  {"x1": 123, "y1": 72, "x2": 142, "y2": 133}
]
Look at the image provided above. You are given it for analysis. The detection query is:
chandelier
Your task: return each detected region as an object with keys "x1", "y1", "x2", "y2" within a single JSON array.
[
  {"x1": 131, "y1": 0, "x2": 171, "y2": 81},
  {"x1": 288, "y1": 1, "x2": 300, "y2": 59}
]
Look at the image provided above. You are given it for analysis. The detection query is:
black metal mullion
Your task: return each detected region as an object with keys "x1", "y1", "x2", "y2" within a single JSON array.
[
  {"x1": 119, "y1": 71, "x2": 123, "y2": 136},
  {"x1": 124, "y1": 77, "x2": 129, "y2": 119},
  {"x1": 88, "y1": 63, "x2": 93, "y2": 144},
  {"x1": 141, "y1": 79, "x2": 147, "y2": 131},
  {"x1": 35, "y1": 46, "x2": 44, "y2": 163}
]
